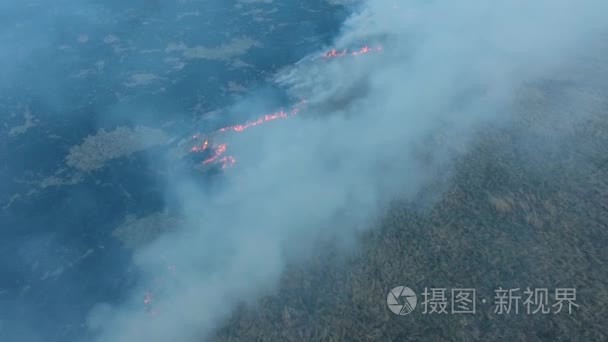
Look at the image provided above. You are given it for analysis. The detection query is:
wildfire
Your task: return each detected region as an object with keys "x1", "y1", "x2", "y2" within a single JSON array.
[
  {"x1": 219, "y1": 155, "x2": 237, "y2": 169},
  {"x1": 323, "y1": 45, "x2": 383, "y2": 59},
  {"x1": 187, "y1": 99, "x2": 306, "y2": 171},
  {"x1": 184, "y1": 44, "x2": 378, "y2": 171},
  {"x1": 218, "y1": 110, "x2": 289, "y2": 133},
  {"x1": 148, "y1": 44, "x2": 379, "y2": 318},
  {"x1": 202, "y1": 143, "x2": 227, "y2": 165},
  {"x1": 325, "y1": 48, "x2": 347, "y2": 58},
  {"x1": 190, "y1": 139, "x2": 209, "y2": 152}
]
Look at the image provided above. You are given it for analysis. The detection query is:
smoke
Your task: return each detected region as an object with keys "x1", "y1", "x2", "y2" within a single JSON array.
[{"x1": 86, "y1": 0, "x2": 608, "y2": 341}]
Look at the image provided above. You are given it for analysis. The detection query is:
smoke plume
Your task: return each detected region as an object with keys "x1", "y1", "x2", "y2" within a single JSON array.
[{"x1": 88, "y1": 1, "x2": 608, "y2": 341}]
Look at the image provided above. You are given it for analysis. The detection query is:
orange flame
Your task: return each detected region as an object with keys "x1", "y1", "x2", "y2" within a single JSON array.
[
  {"x1": 218, "y1": 110, "x2": 289, "y2": 133},
  {"x1": 323, "y1": 45, "x2": 383, "y2": 59},
  {"x1": 187, "y1": 100, "x2": 307, "y2": 171},
  {"x1": 203, "y1": 144, "x2": 227, "y2": 165},
  {"x1": 191, "y1": 139, "x2": 209, "y2": 152},
  {"x1": 325, "y1": 48, "x2": 347, "y2": 58}
]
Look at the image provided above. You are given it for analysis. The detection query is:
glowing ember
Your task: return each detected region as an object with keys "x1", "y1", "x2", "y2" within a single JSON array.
[
  {"x1": 323, "y1": 45, "x2": 383, "y2": 59},
  {"x1": 218, "y1": 110, "x2": 289, "y2": 133},
  {"x1": 202, "y1": 144, "x2": 227, "y2": 165},
  {"x1": 325, "y1": 48, "x2": 347, "y2": 58},
  {"x1": 191, "y1": 139, "x2": 209, "y2": 152},
  {"x1": 219, "y1": 155, "x2": 236, "y2": 169},
  {"x1": 218, "y1": 101, "x2": 305, "y2": 134},
  {"x1": 352, "y1": 45, "x2": 382, "y2": 55}
]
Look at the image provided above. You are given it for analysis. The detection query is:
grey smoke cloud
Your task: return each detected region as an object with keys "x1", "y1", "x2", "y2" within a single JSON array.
[{"x1": 89, "y1": 1, "x2": 608, "y2": 341}]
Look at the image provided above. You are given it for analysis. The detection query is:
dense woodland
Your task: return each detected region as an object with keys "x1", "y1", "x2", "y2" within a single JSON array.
[{"x1": 213, "y1": 69, "x2": 608, "y2": 341}]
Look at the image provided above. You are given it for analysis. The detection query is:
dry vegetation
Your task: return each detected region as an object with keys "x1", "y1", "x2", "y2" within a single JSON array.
[
  {"x1": 113, "y1": 211, "x2": 182, "y2": 249},
  {"x1": 210, "y1": 78, "x2": 608, "y2": 341},
  {"x1": 66, "y1": 126, "x2": 169, "y2": 172}
]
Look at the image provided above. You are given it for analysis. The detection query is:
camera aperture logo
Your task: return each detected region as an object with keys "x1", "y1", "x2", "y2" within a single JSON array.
[
  {"x1": 387, "y1": 286, "x2": 417, "y2": 315},
  {"x1": 386, "y1": 286, "x2": 579, "y2": 316}
]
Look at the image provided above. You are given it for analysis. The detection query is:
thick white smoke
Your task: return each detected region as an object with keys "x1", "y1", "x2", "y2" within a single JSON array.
[{"x1": 89, "y1": 1, "x2": 608, "y2": 341}]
